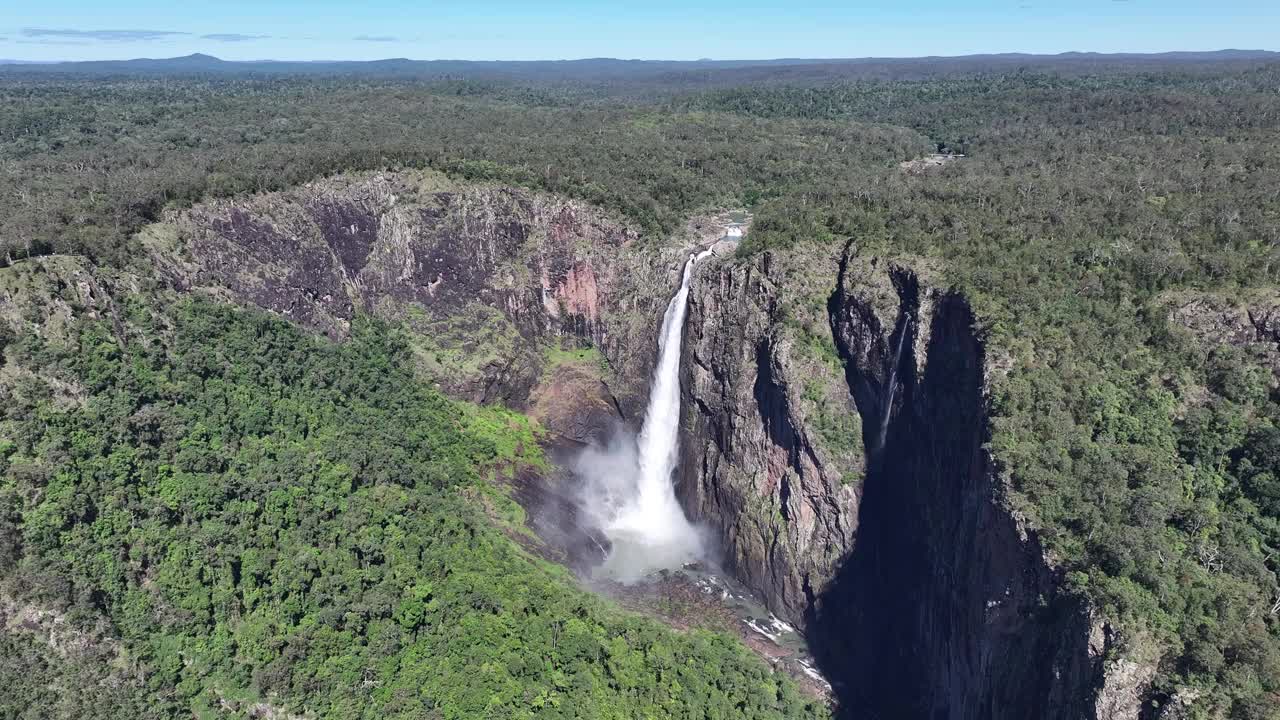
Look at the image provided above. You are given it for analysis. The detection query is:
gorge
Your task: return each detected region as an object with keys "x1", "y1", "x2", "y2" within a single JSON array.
[
  {"x1": 677, "y1": 247, "x2": 1145, "y2": 718},
  {"x1": 560, "y1": 224, "x2": 1152, "y2": 717},
  {"x1": 166, "y1": 172, "x2": 1149, "y2": 716},
  {"x1": 5, "y1": 55, "x2": 1280, "y2": 720},
  {"x1": 3, "y1": 166, "x2": 1269, "y2": 719},
  {"x1": 145, "y1": 170, "x2": 1147, "y2": 714}
]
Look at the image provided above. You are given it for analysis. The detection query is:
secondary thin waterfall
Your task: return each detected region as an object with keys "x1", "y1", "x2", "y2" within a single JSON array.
[
  {"x1": 595, "y1": 250, "x2": 712, "y2": 581},
  {"x1": 877, "y1": 316, "x2": 910, "y2": 453}
]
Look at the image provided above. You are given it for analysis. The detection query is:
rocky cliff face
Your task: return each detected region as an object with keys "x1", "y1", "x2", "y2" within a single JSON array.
[
  {"x1": 133, "y1": 171, "x2": 702, "y2": 577},
  {"x1": 142, "y1": 170, "x2": 677, "y2": 410},
  {"x1": 679, "y1": 247, "x2": 862, "y2": 625},
  {"x1": 680, "y1": 244, "x2": 1155, "y2": 718},
  {"x1": 819, "y1": 254, "x2": 1135, "y2": 719},
  {"x1": 3, "y1": 169, "x2": 1179, "y2": 716}
]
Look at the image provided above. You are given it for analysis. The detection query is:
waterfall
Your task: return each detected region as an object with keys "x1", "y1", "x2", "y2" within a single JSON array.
[
  {"x1": 595, "y1": 250, "x2": 712, "y2": 581},
  {"x1": 877, "y1": 317, "x2": 910, "y2": 453}
]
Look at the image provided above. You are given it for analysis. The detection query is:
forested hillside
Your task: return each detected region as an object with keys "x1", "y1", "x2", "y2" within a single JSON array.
[
  {"x1": 0, "y1": 286, "x2": 819, "y2": 719},
  {"x1": 0, "y1": 75, "x2": 924, "y2": 266},
  {"x1": 2, "y1": 57, "x2": 1280, "y2": 718}
]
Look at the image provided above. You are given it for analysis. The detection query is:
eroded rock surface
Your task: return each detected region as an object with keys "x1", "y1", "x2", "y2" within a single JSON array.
[
  {"x1": 818, "y1": 260, "x2": 1113, "y2": 719},
  {"x1": 144, "y1": 170, "x2": 674, "y2": 408},
  {"x1": 1165, "y1": 289, "x2": 1280, "y2": 381}
]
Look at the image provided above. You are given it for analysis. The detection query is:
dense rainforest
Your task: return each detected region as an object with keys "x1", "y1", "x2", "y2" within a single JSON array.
[
  {"x1": 0, "y1": 294, "x2": 819, "y2": 719},
  {"x1": 2, "y1": 54, "x2": 1280, "y2": 718}
]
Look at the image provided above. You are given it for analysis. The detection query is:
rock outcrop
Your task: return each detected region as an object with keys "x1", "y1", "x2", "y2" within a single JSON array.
[
  {"x1": 817, "y1": 253, "x2": 1123, "y2": 719},
  {"x1": 1164, "y1": 289, "x2": 1280, "y2": 382},
  {"x1": 0, "y1": 255, "x2": 137, "y2": 410},
  {"x1": 528, "y1": 358, "x2": 624, "y2": 448}
]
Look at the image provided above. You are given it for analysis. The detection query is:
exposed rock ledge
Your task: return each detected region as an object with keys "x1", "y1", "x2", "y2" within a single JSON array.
[{"x1": 1163, "y1": 289, "x2": 1280, "y2": 382}]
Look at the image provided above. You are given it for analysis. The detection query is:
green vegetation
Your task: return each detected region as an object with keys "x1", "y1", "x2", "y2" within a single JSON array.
[
  {"x1": 784, "y1": 319, "x2": 864, "y2": 483},
  {"x1": 463, "y1": 402, "x2": 550, "y2": 477},
  {"x1": 0, "y1": 301, "x2": 820, "y2": 719},
  {"x1": 3, "y1": 57, "x2": 1280, "y2": 717},
  {"x1": 544, "y1": 341, "x2": 609, "y2": 376},
  {"x1": 403, "y1": 302, "x2": 529, "y2": 393},
  {"x1": 800, "y1": 376, "x2": 862, "y2": 471},
  {"x1": 715, "y1": 72, "x2": 1280, "y2": 715},
  {"x1": 0, "y1": 76, "x2": 923, "y2": 266}
]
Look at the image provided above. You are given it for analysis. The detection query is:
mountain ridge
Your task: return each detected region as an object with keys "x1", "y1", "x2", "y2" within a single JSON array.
[{"x1": 2, "y1": 49, "x2": 1275, "y2": 77}]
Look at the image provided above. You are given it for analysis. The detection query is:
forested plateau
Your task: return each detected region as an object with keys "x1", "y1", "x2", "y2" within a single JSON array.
[{"x1": 1, "y1": 54, "x2": 1280, "y2": 719}]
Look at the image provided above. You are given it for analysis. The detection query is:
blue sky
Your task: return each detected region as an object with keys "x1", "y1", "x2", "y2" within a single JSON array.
[{"x1": 1, "y1": 0, "x2": 1276, "y2": 62}]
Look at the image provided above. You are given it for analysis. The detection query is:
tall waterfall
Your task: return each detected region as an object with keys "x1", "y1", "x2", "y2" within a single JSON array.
[
  {"x1": 595, "y1": 250, "x2": 711, "y2": 581},
  {"x1": 877, "y1": 317, "x2": 910, "y2": 453}
]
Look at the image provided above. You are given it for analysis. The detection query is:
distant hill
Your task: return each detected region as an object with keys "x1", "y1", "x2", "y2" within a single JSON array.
[{"x1": 1, "y1": 49, "x2": 1276, "y2": 81}]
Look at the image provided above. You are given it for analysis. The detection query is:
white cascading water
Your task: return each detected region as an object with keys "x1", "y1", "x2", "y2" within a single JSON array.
[{"x1": 594, "y1": 250, "x2": 713, "y2": 581}]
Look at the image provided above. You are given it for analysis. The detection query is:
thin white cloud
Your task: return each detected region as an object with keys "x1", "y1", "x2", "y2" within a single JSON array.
[
  {"x1": 21, "y1": 27, "x2": 190, "y2": 42},
  {"x1": 17, "y1": 39, "x2": 93, "y2": 46},
  {"x1": 201, "y1": 33, "x2": 270, "y2": 42},
  {"x1": 354, "y1": 35, "x2": 399, "y2": 42}
]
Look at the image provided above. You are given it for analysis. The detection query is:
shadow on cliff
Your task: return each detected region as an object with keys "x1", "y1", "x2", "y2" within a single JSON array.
[{"x1": 806, "y1": 266, "x2": 1099, "y2": 720}]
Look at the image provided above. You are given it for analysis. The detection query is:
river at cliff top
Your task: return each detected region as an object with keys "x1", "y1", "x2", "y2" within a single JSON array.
[{"x1": 589, "y1": 563, "x2": 832, "y2": 699}]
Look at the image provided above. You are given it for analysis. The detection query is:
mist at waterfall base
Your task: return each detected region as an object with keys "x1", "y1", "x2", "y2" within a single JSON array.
[{"x1": 574, "y1": 251, "x2": 713, "y2": 583}]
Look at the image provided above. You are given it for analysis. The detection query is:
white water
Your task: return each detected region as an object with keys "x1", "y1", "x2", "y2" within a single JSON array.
[
  {"x1": 878, "y1": 318, "x2": 910, "y2": 452},
  {"x1": 592, "y1": 250, "x2": 712, "y2": 582}
]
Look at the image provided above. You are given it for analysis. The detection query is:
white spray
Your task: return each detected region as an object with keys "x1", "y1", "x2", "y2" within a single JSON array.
[{"x1": 588, "y1": 250, "x2": 712, "y2": 582}]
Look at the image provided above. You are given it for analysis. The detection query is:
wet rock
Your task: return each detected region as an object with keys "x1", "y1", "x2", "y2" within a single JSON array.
[
  {"x1": 528, "y1": 360, "x2": 624, "y2": 447},
  {"x1": 507, "y1": 461, "x2": 612, "y2": 574}
]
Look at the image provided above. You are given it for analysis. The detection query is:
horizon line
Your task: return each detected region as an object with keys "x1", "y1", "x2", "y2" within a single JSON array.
[{"x1": 3, "y1": 48, "x2": 1278, "y2": 66}]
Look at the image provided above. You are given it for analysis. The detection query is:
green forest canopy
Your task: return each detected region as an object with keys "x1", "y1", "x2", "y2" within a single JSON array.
[
  {"x1": 0, "y1": 299, "x2": 821, "y2": 719},
  {"x1": 2, "y1": 58, "x2": 1280, "y2": 717}
]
